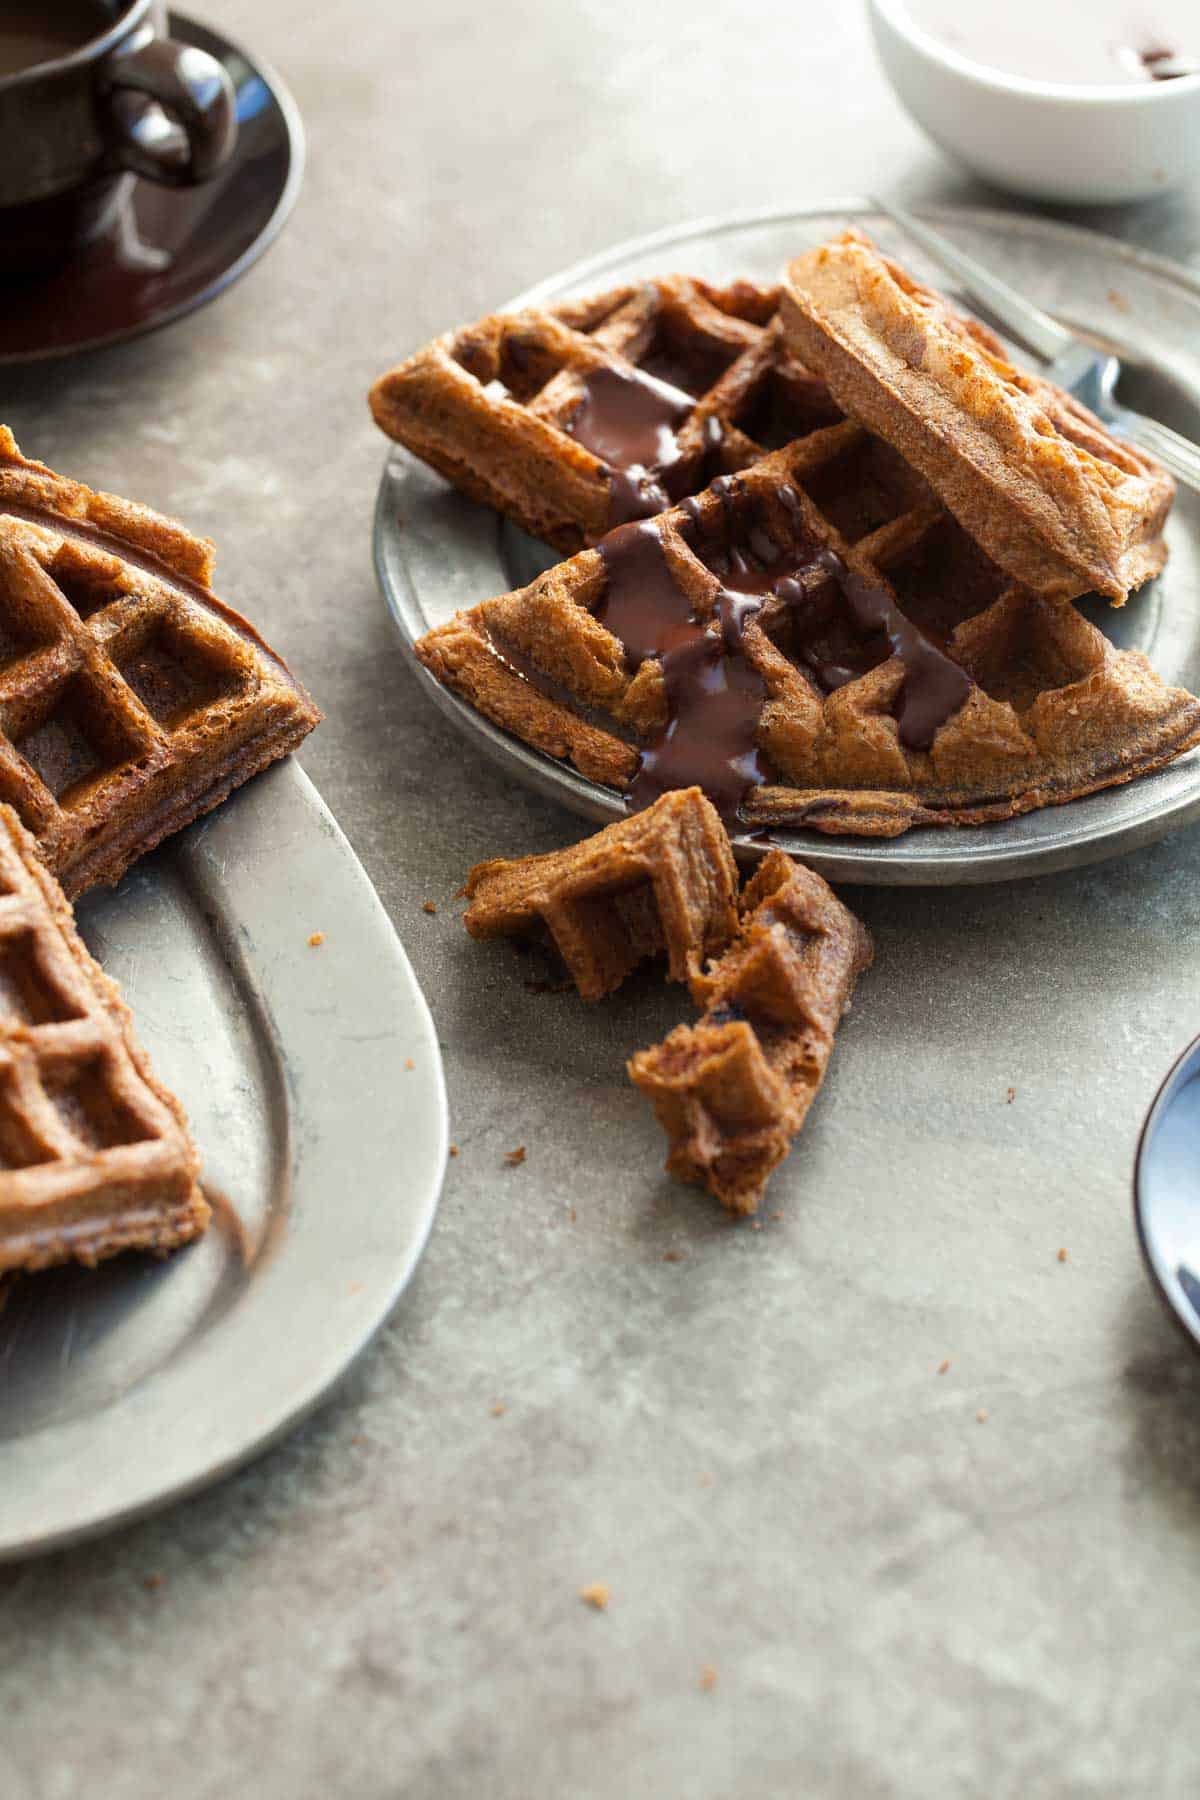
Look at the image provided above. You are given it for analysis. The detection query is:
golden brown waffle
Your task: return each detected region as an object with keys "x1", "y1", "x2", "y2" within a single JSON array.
[
  {"x1": 417, "y1": 420, "x2": 1200, "y2": 836},
  {"x1": 629, "y1": 849, "x2": 872, "y2": 1213},
  {"x1": 0, "y1": 430, "x2": 321, "y2": 897},
  {"x1": 369, "y1": 276, "x2": 842, "y2": 550},
  {"x1": 0, "y1": 802, "x2": 206, "y2": 1274},
  {"x1": 782, "y1": 232, "x2": 1173, "y2": 603},
  {"x1": 463, "y1": 787, "x2": 738, "y2": 1000}
]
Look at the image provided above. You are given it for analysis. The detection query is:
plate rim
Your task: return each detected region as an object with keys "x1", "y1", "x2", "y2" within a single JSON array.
[
  {"x1": 0, "y1": 759, "x2": 448, "y2": 1562},
  {"x1": 1134, "y1": 1030, "x2": 1200, "y2": 1359},
  {"x1": 374, "y1": 199, "x2": 1200, "y2": 886}
]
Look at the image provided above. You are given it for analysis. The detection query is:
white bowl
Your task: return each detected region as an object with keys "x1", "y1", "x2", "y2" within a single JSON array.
[{"x1": 867, "y1": 0, "x2": 1200, "y2": 205}]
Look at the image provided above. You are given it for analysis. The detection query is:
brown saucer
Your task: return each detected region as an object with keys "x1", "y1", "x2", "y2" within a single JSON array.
[{"x1": 0, "y1": 13, "x2": 303, "y2": 365}]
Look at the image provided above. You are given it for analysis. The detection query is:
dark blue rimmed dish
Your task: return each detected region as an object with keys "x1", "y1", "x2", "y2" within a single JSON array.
[{"x1": 1135, "y1": 1033, "x2": 1200, "y2": 1351}]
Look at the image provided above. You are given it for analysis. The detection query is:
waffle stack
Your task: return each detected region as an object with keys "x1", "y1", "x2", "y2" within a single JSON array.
[
  {"x1": 0, "y1": 430, "x2": 320, "y2": 896},
  {"x1": 0, "y1": 431, "x2": 320, "y2": 1275},
  {"x1": 373, "y1": 239, "x2": 1200, "y2": 837},
  {"x1": 0, "y1": 801, "x2": 206, "y2": 1273}
]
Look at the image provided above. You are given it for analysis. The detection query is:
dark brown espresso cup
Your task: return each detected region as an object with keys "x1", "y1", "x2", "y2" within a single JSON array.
[{"x1": 0, "y1": 0, "x2": 237, "y2": 273}]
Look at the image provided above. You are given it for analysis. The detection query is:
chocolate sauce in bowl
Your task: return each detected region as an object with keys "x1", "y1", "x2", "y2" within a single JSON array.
[
  {"x1": 903, "y1": 0, "x2": 1199, "y2": 85},
  {"x1": 566, "y1": 365, "x2": 695, "y2": 527}
]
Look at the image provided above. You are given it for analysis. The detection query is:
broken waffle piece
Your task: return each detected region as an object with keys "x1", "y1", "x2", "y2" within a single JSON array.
[
  {"x1": 0, "y1": 802, "x2": 207, "y2": 1274},
  {"x1": 463, "y1": 787, "x2": 739, "y2": 1000},
  {"x1": 0, "y1": 429, "x2": 320, "y2": 897},
  {"x1": 370, "y1": 275, "x2": 841, "y2": 550},
  {"x1": 628, "y1": 851, "x2": 872, "y2": 1213},
  {"x1": 782, "y1": 232, "x2": 1173, "y2": 603}
]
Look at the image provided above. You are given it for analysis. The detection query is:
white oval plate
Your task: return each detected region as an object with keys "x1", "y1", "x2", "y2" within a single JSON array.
[
  {"x1": 0, "y1": 760, "x2": 447, "y2": 1560},
  {"x1": 375, "y1": 200, "x2": 1200, "y2": 885}
]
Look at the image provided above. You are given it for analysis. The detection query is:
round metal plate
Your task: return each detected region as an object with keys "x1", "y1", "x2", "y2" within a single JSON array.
[
  {"x1": 374, "y1": 200, "x2": 1200, "y2": 886},
  {"x1": 0, "y1": 761, "x2": 448, "y2": 1560},
  {"x1": 1135, "y1": 1033, "x2": 1200, "y2": 1358}
]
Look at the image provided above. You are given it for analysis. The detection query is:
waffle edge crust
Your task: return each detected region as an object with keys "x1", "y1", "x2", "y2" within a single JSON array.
[
  {"x1": 781, "y1": 231, "x2": 1174, "y2": 605},
  {"x1": 0, "y1": 802, "x2": 207, "y2": 1274},
  {"x1": 628, "y1": 849, "x2": 873, "y2": 1214},
  {"x1": 0, "y1": 428, "x2": 321, "y2": 898}
]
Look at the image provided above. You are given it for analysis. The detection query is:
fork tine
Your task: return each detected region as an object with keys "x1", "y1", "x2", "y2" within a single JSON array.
[
  {"x1": 1119, "y1": 413, "x2": 1200, "y2": 493},
  {"x1": 868, "y1": 196, "x2": 1076, "y2": 364}
]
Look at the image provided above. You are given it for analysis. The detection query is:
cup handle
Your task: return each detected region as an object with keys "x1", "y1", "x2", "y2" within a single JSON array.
[{"x1": 100, "y1": 38, "x2": 238, "y2": 186}]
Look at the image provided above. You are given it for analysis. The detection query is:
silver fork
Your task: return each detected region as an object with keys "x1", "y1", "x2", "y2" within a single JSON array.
[{"x1": 869, "y1": 196, "x2": 1200, "y2": 494}]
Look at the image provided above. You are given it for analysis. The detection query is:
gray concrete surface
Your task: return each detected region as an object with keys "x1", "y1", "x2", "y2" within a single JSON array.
[{"x1": 4, "y1": 3, "x2": 1200, "y2": 1795}]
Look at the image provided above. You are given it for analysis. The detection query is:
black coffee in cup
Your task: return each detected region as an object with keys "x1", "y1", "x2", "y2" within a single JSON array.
[{"x1": 0, "y1": 0, "x2": 112, "y2": 79}]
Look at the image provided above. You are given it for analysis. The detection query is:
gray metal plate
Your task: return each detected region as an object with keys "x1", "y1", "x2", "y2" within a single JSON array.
[
  {"x1": 374, "y1": 200, "x2": 1200, "y2": 885},
  {"x1": 0, "y1": 761, "x2": 448, "y2": 1560}
]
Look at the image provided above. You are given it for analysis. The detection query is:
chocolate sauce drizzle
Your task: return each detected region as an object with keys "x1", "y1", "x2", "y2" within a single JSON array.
[
  {"x1": 597, "y1": 514, "x2": 769, "y2": 819},
  {"x1": 565, "y1": 364, "x2": 698, "y2": 527},
  {"x1": 808, "y1": 550, "x2": 971, "y2": 750},
  {"x1": 593, "y1": 476, "x2": 971, "y2": 821},
  {"x1": 1140, "y1": 44, "x2": 1194, "y2": 78}
]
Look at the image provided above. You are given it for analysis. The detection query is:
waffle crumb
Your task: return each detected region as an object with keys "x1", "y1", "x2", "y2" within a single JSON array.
[
  {"x1": 976, "y1": 1409, "x2": 989, "y2": 1424},
  {"x1": 490, "y1": 1402, "x2": 506, "y2": 1418},
  {"x1": 579, "y1": 1583, "x2": 609, "y2": 1611},
  {"x1": 699, "y1": 1665, "x2": 718, "y2": 1692},
  {"x1": 698, "y1": 1472, "x2": 714, "y2": 1488},
  {"x1": 504, "y1": 1145, "x2": 526, "y2": 1167},
  {"x1": 1057, "y1": 1247, "x2": 1068, "y2": 1263},
  {"x1": 1005, "y1": 1087, "x2": 1016, "y2": 1104},
  {"x1": 308, "y1": 931, "x2": 324, "y2": 947},
  {"x1": 1108, "y1": 288, "x2": 1131, "y2": 312},
  {"x1": 937, "y1": 1359, "x2": 951, "y2": 1376},
  {"x1": 422, "y1": 901, "x2": 438, "y2": 914},
  {"x1": 404, "y1": 1058, "x2": 415, "y2": 1071},
  {"x1": 662, "y1": 1250, "x2": 684, "y2": 1263},
  {"x1": 568, "y1": 1206, "x2": 577, "y2": 1223},
  {"x1": 142, "y1": 1573, "x2": 165, "y2": 1593},
  {"x1": 448, "y1": 1143, "x2": 459, "y2": 1158}
]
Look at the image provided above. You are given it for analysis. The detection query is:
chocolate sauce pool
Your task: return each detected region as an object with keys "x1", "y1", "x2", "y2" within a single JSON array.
[
  {"x1": 565, "y1": 365, "x2": 696, "y2": 527},
  {"x1": 594, "y1": 479, "x2": 971, "y2": 821}
]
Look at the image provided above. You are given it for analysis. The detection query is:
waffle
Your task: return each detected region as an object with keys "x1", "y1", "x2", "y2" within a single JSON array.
[
  {"x1": 782, "y1": 232, "x2": 1173, "y2": 604},
  {"x1": 369, "y1": 276, "x2": 842, "y2": 550},
  {"x1": 0, "y1": 802, "x2": 206, "y2": 1273},
  {"x1": 0, "y1": 430, "x2": 321, "y2": 897},
  {"x1": 416, "y1": 421, "x2": 1200, "y2": 836},
  {"x1": 629, "y1": 849, "x2": 872, "y2": 1213},
  {"x1": 463, "y1": 787, "x2": 738, "y2": 1000}
]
